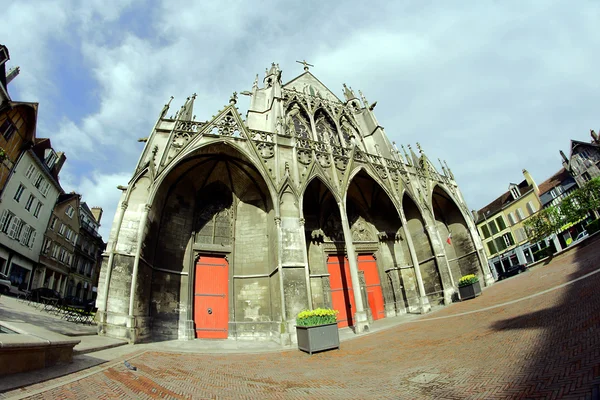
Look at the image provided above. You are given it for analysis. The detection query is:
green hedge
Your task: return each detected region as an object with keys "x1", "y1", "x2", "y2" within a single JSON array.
[{"x1": 585, "y1": 219, "x2": 600, "y2": 234}]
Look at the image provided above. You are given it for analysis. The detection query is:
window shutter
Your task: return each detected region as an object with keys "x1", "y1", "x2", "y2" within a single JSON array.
[
  {"x1": 29, "y1": 230, "x2": 36, "y2": 248},
  {"x1": 0, "y1": 210, "x2": 9, "y2": 232},
  {"x1": 20, "y1": 225, "x2": 31, "y2": 245},
  {"x1": 8, "y1": 217, "x2": 20, "y2": 238}
]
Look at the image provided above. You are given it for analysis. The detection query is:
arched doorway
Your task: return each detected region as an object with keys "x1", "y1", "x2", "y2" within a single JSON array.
[
  {"x1": 144, "y1": 144, "x2": 276, "y2": 341},
  {"x1": 432, "y1": 186, "x2": 480, "y2": 281},
  {"x1": 402, "y1": 194, "x2": 444, "y2": 305}
]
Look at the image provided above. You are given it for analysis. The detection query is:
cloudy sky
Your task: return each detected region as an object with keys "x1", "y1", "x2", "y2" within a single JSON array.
[{"x1": 2, "y1": 0, "x2": 599, "y2": 239}]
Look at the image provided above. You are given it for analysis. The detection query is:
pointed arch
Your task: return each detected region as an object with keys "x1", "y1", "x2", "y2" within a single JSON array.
[
  {"x1": 284, "y1": 101, "x2": 312, "y2": 139},
  {"x1": 299, "y1": 171, "x2": 341, "y2": 210},
  {"x1": 431, "y1": 184, "x2": 481, "y2": 280},
  {"x1": 343, "y1": 165, "x2": 397, "y2": 211},
  {"x1": 402, "y1": 191, "x2": 444, "y2": 305},
  {"x1": 314, "y1": 108, "x2": 340, "y2": 147},
  {"x1": 151, "y1": 140, "x2": 276, "y2": 210}
]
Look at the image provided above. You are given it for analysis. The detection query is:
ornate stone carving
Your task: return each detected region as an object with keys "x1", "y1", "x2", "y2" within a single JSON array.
[
  {"x1": 209, "y1": 113, "x2": 242, "y2": 138},
  {"x1": 317, "y1": 153, "x2": 331, "y2": 168},
  {"x1": 257, "y1": 142, "x2": 275, "y2": 159},
  {"x1": 297, "y1": 149, "x2": 312, "y2": 165},
  {"x1": 375, "y1": 165, "x2": 388, "y2": 179},
  {"x1": 334, "y1": 156, "x2": 348, "y2": 171},
  {"x1": 351, "y1": 219, "x2": 375, "y2": 242}
]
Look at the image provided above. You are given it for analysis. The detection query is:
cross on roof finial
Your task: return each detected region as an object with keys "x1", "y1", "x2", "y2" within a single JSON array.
[{"x1": 296, "y1": 59, "x2": 314, "y2": 71}]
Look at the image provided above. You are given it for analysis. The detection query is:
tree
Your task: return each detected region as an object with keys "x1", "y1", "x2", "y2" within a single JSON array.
[
  {"x1": 560, "y1": 177, "x2": 600, "y2": 223},
  {"x1": 523, "y1": 206, "x2": 563, "y2": 244}
]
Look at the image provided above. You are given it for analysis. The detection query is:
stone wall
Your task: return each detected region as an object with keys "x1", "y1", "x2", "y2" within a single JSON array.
[
  {"x1": 233, "y1": 277, "x2": 272, "y2": 339},
  {"x1": 150, "y1": 270, "x2": 182, "y2": 340}
]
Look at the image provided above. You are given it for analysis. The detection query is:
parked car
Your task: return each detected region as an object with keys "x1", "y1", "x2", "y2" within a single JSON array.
[
  {"x1": 0, "y1": 273, "x2": 11, "y2": 295},
  {"x1": 498, "y1": 264, "x2": 528, "y2": 280},
  {"x1": 29, "y1": 287, "x2": 62, "y2": 303},
  {"x1": 571, "y1": 230, "x2": 589, "y2": 245}
]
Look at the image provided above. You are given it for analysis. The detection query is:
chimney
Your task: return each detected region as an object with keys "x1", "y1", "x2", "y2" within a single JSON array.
[
  {"x1": 522, "y1": 169, "x2": 539, "y2": 195},
  {"x1": 91, "y1": 207, "x2": 103, "y2": 224},
  {"x1": 54, "y1": 152, "x2": 66, "y2": 175}
]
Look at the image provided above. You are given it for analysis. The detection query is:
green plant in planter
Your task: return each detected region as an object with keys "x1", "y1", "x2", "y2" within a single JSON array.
[
  {"x1": 458, "y1": 274, "x2": 479, "y2": 288},
  {"x1": 296, "y1": 308, "x2": 339, "y2": 327}
]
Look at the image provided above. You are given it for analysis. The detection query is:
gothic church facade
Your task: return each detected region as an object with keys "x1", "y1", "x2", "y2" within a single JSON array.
[{"x1": 97, "y1": 63, "x2": 493, "y2": 344}]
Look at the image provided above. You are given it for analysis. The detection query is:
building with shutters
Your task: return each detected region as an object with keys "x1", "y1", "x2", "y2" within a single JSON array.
[
  {"x1": 69, "y1": 202, "x2": 104, "y2": 302},
  {"x1": 35, "y1": 193, "x2": 80, "y2": 295},
  {"x1": 0, "y1": 139, "x2": 64, "y2": 290},
  {"x1": 473, "y1": 169, "x2": 543, "y2": 279},
  {"x1": 97, "y1": 62, "x2": 492, "y2": 345}
]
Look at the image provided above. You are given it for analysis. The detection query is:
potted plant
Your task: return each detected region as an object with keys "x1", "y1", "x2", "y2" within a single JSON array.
[
  {"x1": 458, "y1": 274, "x2": 482, "y2": 300},
  {"x1": 295, "y1": 308, "x2": 340, "y2": 355}
]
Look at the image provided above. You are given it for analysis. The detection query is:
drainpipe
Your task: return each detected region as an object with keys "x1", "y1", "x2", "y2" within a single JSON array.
[{"x1": 127, "y1": 204, "x2": 151, "y2": 338}]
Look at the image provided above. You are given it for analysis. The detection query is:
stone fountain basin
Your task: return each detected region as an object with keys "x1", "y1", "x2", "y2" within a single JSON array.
[{"x1": 0, "y1": 321, "x2": 81, "y2": 376}]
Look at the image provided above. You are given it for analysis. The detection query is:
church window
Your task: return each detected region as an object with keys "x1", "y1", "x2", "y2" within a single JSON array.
[
  {"x1": 315, "y1": 113, "x2": 339, "y2": 146},
  {"x1": 285, "y1": 104, "x2": 310, "y2": 139}
]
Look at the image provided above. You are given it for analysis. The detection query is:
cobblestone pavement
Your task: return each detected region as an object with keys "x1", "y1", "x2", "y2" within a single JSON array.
[{"x1": 5, "y1": 242, "x2": 600, "y2": 399}]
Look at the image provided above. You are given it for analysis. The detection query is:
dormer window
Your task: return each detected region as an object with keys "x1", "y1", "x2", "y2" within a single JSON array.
[
  {"x1": 510, "y1": 186, "x2": 520, "y2": 200},
  {"x1": 0, "y1": 118, "x2": 15, "y2": 141},
  {"x1": 44, "y1": 149, "x2": 58, "y2": 169}
]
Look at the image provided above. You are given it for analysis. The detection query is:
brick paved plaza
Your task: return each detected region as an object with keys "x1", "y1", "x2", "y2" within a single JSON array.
[{"x1": 4, "y1": 241, "x2": 600, "y2": 399}]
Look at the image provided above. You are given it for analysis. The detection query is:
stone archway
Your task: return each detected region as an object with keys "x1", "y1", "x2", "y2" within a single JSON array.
[
  {"x1": 432, "y1": 186, "x2": 480, "y2": 281},
  {"x1": 302, "y1": 177, "x2": 349, "y2": 324},
  {"x1": 402, "y1": 194, "x2": 444, "y2": 305},
  {"x1": 144, "y1": 144, "x2": 277, "y2": 341},
  {"x1": 346, "y1": 170, "x2": 410, "y2": 318}
]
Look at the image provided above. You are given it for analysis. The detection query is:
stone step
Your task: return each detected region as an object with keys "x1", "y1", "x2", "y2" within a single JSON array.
[{"x1": 73, "y1": 336, "x2": 128, "y2": 356}]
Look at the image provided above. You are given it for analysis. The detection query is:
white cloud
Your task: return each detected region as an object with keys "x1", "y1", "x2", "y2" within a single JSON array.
[
  {"x1": 63, "y1": 169, "x2": 131, "y2": 240},
  {"x1": 2, "y1": 0, "x2": 600, "y2": 237}
]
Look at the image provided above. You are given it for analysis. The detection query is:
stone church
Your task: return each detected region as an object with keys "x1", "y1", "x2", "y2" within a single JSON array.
[{"x1": 97, "y1": 62, "x2": 493, "y2": 345}]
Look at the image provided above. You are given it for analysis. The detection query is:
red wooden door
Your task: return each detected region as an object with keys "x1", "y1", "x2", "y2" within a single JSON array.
[
  {"x1": 194, "y1": 256, "x2": 228, "y2": 339},
  {"x1": 327, "y1": 255, "x2": 355, "y2": 328},
  {"x1": 357, "y1": 254, "x2": 385, "y2": 321}
]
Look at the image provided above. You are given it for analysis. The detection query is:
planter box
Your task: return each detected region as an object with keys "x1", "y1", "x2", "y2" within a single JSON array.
[
  {"x1": 458, "y1": 281, "x2": 482, "y2": 300},
  {"x1": 296, "y1": 323, "x2": 340, "y2": 355}
]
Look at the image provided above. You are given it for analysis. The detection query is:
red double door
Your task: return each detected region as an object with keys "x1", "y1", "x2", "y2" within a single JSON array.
[
  {"x1": 194, "y1": 256, "x2": 229, "y2": 339},
  {"x1": 326, "y1": 254, "x2": 385, "y2": 328}
]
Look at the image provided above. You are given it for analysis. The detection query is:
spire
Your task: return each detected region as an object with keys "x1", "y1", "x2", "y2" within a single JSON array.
[
  {"x1": 401, "y1": 145, "x2": 411, "y2": 166},
  {"x1": 160, "y1": 96, "x2": 174, "y2": 119},
  {"x1": 178, "y1": 93, "x2": 197, "y2": 121},
  {"x1": 444, "y1": 160, "x2": 455, "y2": 180},
  {"x1": 359, "y1": 90, "x2": 369, "y2": 108},
  {"x1": 342, "y1": 83, "x2": 356, "y2": 102},
  {"x1": 560, "y1": 150, "x2": 569, "y2": 163},
  {"x1": 263, "y1": 62, "x2": 282, "y2": 87},
  {"x1": 253, "y1": 74, "x2": 259, "y2": 89},
  {"x1": 408, "y1": 144, "x2": 420, "y2": 167},
  {"x1": 439, "y1": 158, "x2": 448, "y2": 176}
]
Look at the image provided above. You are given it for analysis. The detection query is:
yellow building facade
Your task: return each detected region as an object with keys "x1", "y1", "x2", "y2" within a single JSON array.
[{"x1": 474, "y1": 170, "x2": 542, "y2": 277}]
